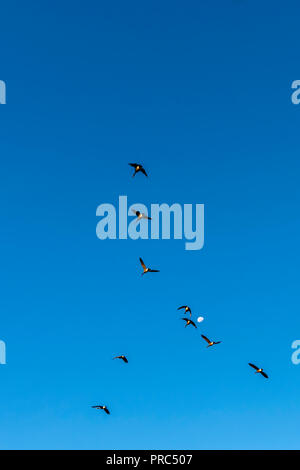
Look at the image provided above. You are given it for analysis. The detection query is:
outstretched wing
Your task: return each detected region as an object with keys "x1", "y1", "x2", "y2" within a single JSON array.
[
  {"x1": 149, "y1": 269, "x2": 159, "y2": 272},
  {"x1": 181, "y1": 318, "x2": 188, "y2": 323},
  {"x1": 104, "y1": 407, "x2": 110, "y2": 414},
  {"x1": 248, "y1": 363, "x2": 259, "y2": 371},
  {"x1": 261, "y1": 371, "x2": 268, "y2": 379},
  {"x1": 139, "y1": 258, "x2": 146, "y2": 269},
  {"x1": 214, "y1": 341, "x2": 221, "y2": 345},
  {"x1": 140, "y1": 167, "x2": 148, "y2": 177},
  {"x1": 129, "y1": 163, "x2": 138, "y2": 168},
  {"x1": 122, "y1": 356, "x2": 128, "y2": 363},
  {"x1": 177, "y1": 306, "x2": 187, "y2": 310},
  {"x1": 201, "y1": 335, "x2": 211, "y2": 344},
  {"x1": 190, "y1": 320, "x2": 197, "y2": 328}
]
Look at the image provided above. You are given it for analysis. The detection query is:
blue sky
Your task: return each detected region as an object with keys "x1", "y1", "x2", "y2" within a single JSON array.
[{"x1": 1, "y1": 0, "x2": 300, "y2": 450}]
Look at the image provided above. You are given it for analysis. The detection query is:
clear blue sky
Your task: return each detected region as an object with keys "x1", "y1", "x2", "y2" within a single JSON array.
[{"x1": 1, "y1": 0, "x2": 300, "y2": 450}]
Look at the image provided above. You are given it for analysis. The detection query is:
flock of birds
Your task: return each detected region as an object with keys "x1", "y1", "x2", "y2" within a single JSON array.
[{"x1": 92, "y1": 162, "x2": 268, "y2": 415}]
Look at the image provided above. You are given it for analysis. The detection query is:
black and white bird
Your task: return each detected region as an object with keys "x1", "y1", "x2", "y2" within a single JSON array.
[
  {"x1": 139, "y1": 257, "x2": 160, "y2": 275},
  {"x1": 129, "y1": 163, "x2": 148, "y2": 178},
  {"x1": 248, "y1": 363, "x2": 268, "y2": 379},
  {"x1": 182, "y1": 318, "x2": 197, "y2": 328},
  {"x1": 178, "y1": 305, "x2": 192, "y2": 318},
  {"x1": 113, "y1": 355, "x2": 128, "y2": 363},
  {"x1": 201, "y1": 335, "x2": 221, "y2": 348},
  {"x1": 132, "y1": 209, "x2": 151, "y2": 221},
  {"x1": 91, "y1": 405, "x2": 110, "y2": 414}
]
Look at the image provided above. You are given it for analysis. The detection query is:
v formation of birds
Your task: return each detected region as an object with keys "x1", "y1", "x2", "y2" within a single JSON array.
[{"x1": 92, "y1": 164, "x2": 269, "y2": 415}]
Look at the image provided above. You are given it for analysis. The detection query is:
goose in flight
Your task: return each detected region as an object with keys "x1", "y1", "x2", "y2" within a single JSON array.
[
  {"x1": 178, "y1": 305, "x2": 192, "y2": 318},
  {"x1": 132, "y1": 209, "x2": 151, "y2": 221},
  {"x1": 182, "y1": 318, "x2": 197, "y2": 328},
  {"x1": 113, "y1": 355, "x2": 128, "y2": 363},
  {"x1": 248, "y1": 363, "x2": 268, "y2": 378},
  {"x1": 91, "y1": 405, "x2": 110, "y2": 414},
  {"x1": 201, "y1": 335, "x2": 221, "y2": 348},
  {"x1": 129, "y1": 163, "x2": 148, "y2": 177},
  {"x1": 139, "y1": 257, "x2": 160, "y2": 275}
]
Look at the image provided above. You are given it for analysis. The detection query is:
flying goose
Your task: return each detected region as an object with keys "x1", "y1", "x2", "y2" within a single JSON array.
[
  {"x1": 132, "y1": 209, "x2": 151, "y2": 221},
  {"x1": 182, "y1": 318, "x2": 197, "y2": 328},
  {"x1": 129, "y1": 163, "x2": 148, "y2": 177},
  {"x1": 201, "y1": 335, "x2": 221, "y2": 348},
  {"x1": 91, "y1": 405, "x2": 110, "y2": 414},
  {"x1": 178, "y1": 305, "x2": 192, "y2": 317},
  {"x1": 139, "y1": 257, "x2": 160, "y2": 275},
  {"x1": 248, "y1": 363, "x2": 268, "y2": 378},
  {"x1": 113, "y1": 355, "x2": 128, "y2": 363}
]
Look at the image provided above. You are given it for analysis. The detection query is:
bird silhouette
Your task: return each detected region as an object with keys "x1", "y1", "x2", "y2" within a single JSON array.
[
  {"x1": 139, "y1": 257, "x2": 160, "y2": 275},
  {"x1": 132, "y1": 209, "x2": 151, "y2": 221},
  {"x1": 91, "y1": 405, "x2": 110, "y2": 414},
  {"x1": 248, "y1": 363, "x2": 268, "y2": 378},
  {"x1": 178, "y1": 305, "x2": 192, "y2": 318},
  {"x1": 182, "y1": 317, "x2": 197, "y2": 328},
  {"x1": 129, "y1": 163, "x2": 148, "y2": 177},
  {"x1": 113, "y1": 355, "x2": 128, "y2": 363},
  {"x1": 201, "y1": 335, "x2": 221, "y2": 348}
]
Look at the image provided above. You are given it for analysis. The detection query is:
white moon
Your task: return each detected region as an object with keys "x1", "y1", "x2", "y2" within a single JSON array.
[{"x1": 197, "y1": 316, "x2": 204, "y2": 323}]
